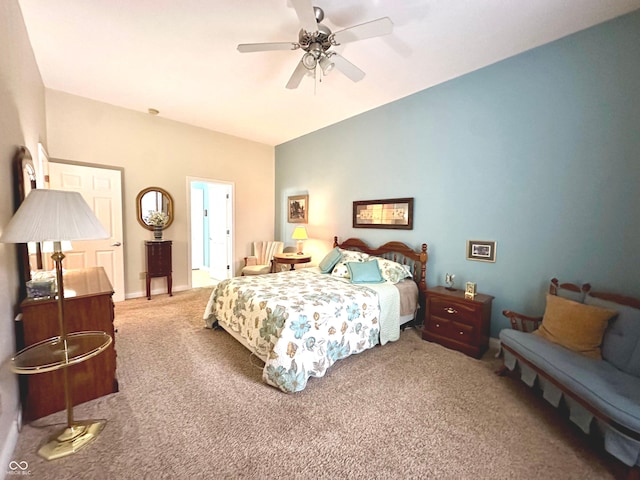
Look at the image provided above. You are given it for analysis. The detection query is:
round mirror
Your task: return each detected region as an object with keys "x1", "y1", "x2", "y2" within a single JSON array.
[{"x1": 136, "y1": 187, "x2": 174, "y2": 230}]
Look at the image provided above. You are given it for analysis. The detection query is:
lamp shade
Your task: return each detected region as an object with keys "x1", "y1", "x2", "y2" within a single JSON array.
[
  {"x1": 291, "y1": 226, "x2": 308, "y2": 240},
  {"x1": 319, "y1": 55, "x2": 334, "y2": 74},
  {"x1": 0, "y1": 189, "x2": 109, "y2": 244}
]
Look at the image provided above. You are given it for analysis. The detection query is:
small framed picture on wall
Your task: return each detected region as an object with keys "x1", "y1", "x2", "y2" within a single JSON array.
[
  {"x1": 288, "y1": 195, "x2": 308, "y2": 224},
  {"x1": 466, "y1": 240, "x2": 496, "y2": 262}
]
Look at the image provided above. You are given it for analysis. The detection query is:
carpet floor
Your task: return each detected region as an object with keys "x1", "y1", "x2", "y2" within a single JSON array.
[{"x1": 10, "y1": 287, "x2": 622, "y2": 479}]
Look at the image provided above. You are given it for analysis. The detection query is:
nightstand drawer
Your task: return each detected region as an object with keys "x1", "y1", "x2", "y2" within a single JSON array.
[
  {"x1": 450, "y1": 319, "x2": 476, "y2": 339},
  {"x1": 426, "y1": 315, "x2": 452, "y2": 335},
  {"x1": 427, "y1": 314, "x2": 477, "y2": 338},
  {"x1": 430, "y1": 297, "x2": 480, "y2": 326}
]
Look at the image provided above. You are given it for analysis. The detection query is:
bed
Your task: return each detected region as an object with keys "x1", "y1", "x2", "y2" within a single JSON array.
[{"x1": 203, "y1": 236, "x2": 428, "y2": 392}]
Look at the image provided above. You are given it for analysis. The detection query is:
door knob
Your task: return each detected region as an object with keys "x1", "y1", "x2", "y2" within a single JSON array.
[{"x1": 111, "y1": 242, "x2": 122, "y2": 247}]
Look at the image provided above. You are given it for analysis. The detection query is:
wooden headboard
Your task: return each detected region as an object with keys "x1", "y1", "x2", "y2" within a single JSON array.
[{"x1": 333, "y1": 236, "x2": 428, "y2": 323}]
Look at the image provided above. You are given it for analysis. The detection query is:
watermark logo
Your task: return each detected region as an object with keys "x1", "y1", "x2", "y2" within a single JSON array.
[{"x1": 7, "y1": 460, "x2": 31, "y2": 476}]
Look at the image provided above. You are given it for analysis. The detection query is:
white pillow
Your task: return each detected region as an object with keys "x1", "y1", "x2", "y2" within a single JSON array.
[
  {"x1": 331, "y1": 249, "x2": 370, "y2": 278},
  {"x1": 331, "y1": 262, "x2": 351, "y2": 278},
  {"x1": 374, "y1": 257, "x2": 413, "y2": 283},
  {"x1": 339, "y1": 249, "x2": 370, "y2": 262}
]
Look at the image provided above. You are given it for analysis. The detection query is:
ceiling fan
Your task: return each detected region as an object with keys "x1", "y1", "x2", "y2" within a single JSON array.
[{"x1": 237, "y1": 0, "x2": 393, "y2": 89}]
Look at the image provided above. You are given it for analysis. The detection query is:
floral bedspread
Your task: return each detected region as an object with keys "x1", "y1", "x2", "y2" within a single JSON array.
[{"x1": 203, "y1": 270, "x2": 381, "y2": 392}]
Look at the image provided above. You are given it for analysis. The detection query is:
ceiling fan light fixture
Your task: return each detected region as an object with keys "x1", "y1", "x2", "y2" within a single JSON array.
[
  {"x1": 302, "y1": 52, "x2": 317, "y2": 70},
  {"x1": 319, "y1": 55, "x2": 334, "y2": 75}
]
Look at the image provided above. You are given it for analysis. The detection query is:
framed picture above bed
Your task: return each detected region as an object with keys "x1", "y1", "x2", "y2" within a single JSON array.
[
  {"x1": 353, "y1": 197, "x2": 413, "y2": 230},
  {"x1": 288, "y1": 195, "x2": 308, "y2": 223}
]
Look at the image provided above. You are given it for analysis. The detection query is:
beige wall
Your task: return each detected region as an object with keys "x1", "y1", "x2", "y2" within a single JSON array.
[
  {"x1": 45, "y1": 90, "x2": 275, "y2": 298},
  {"x1": 0, "y1": 0, "x2": 47, "y2": 466}
]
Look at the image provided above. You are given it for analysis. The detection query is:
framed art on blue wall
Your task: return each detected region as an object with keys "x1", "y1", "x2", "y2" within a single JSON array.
[
  {"x1": 466, "y1": 240, "x2": 496, "y2": 262},
  {"x1": 288, "y1": 195, "x2": 308, "y2": 223},
  {"x1": 353, "y1": 197, "x2": 413, "y2": 229}
]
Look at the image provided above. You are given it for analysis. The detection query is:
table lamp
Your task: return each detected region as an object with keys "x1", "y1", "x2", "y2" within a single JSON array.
[
  {"x1": 291, "y1": 226, "x2": 308, "y2": 255},
  {"x1": 0, "y1": 189, "x2": 111, "y2": 460}
]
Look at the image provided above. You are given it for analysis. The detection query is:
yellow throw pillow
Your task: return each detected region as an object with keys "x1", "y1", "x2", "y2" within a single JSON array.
[{"x1": 533, "y1": 294, "x2": 616, "y2": 359}]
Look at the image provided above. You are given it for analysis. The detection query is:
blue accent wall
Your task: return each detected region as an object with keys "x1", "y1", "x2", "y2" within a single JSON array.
[{"x1": 275, "y1": 11, "x2": 640, "y2": 336}]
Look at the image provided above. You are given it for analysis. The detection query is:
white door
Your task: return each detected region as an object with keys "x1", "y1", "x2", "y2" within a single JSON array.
[{"x1": 48, "y1": 162, "x2": 126, "y2": 302}]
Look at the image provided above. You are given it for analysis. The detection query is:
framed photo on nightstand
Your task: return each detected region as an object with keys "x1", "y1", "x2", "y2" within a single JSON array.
[{"x1": 465, "y1": 282, "x2": 476, "y2": 299}]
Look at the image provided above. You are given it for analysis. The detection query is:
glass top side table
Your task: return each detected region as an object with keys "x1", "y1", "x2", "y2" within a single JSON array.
[
  {"x1": 12, "y1": 331, "x2": 112, "y2": 374},
  {"x1": 11, "y1": 331, "x2": 113, "y2": 460}
]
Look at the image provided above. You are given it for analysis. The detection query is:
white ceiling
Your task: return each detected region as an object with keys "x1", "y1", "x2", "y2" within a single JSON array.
[{"x1": 18, "y1": 0, "x2": 640, "y2": 146}]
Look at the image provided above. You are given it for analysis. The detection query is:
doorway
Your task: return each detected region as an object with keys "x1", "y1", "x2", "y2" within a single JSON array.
[
  {"x1": 188, "y1": 177, "x2": 233, "y2": 288},
  {"x1": 48, "y1": 161, "x2": 126, "y2": 302}
]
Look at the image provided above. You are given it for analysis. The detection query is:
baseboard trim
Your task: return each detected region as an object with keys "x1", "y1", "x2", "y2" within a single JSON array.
[
  {"x1": 0, "y1": 419, "x2": 20, "y2": 480},
  {"x1": 124, "y1": 284, "x2": 190, "y2": 300}
]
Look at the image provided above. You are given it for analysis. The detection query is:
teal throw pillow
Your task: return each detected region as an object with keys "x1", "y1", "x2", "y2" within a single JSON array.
[
  {"x1": 346, "y1": 260, "x2": 385, "y2": 284},
  {"x1": 319, "y1": 247, "x2": 342, "y2": 274}
]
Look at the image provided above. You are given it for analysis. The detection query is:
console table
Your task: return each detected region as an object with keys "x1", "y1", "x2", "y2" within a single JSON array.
[
  {"x1": 145, "y1": 240, "x2": 172, "y2": 300},
  {"x1": 17, "y1": 267, "x2": 118, "y2": 421}
]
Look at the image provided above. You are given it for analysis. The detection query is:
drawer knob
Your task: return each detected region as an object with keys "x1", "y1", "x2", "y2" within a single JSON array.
[
  {"x1": 435, "y1": 323, "x2": 440, "y2": 328},
  {"x1": 444, "y1": 307, "x2": 457, "y2": 314},
  {"x1": 459, "y1": 331, "x2": 464, "y2": 335}
]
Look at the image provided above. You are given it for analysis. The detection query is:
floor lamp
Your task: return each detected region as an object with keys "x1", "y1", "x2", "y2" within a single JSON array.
[{"x1": 0, "y1": 189, "x2": 111, "y2": 460}]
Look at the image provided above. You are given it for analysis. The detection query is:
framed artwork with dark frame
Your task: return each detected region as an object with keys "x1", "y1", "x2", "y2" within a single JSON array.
[
  {"x1": 288, "y1": 195, "x2": 308, "y2": 224},
  {"x1": 353, "y1": 197, "x2": 413, "y2": 230},
  {"x1": 466, "y1": 240, "x2": 496, "y2": 262}
]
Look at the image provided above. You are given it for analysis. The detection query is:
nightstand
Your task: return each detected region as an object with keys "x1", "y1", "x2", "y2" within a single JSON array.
[
  {"x1": 422, "y1": 286, "x2": 494, "y2": 358},
  {"x1": 145, "y1": 240, "x2": 172, "y2": 300}
]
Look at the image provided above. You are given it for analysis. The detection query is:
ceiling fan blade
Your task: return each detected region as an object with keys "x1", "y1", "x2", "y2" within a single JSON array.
[
  {"x1": 331, "y1": 54, "x2": 365, "y2": 82},
  {"x1": 332, "y1": 17, "x2": 393, "y2": 45},
  {"x1": 237, "y1": 42, "x2": 298, "y2": 53},
  {"x1": 290, "y1": 0, "x2": 318, "y2": 33},
  {"x1": 285, "y1": 59, "x2": 310, "y2": 89}
]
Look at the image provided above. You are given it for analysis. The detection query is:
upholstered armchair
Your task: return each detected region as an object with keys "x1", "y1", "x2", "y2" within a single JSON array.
[{"x1": 241, "y1": 241, "x2": 284, "y2": 276}]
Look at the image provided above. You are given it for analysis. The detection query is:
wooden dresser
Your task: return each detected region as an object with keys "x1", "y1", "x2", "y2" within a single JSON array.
[
  {"x1": 145, "y1": 240, "x2": 173, "y2": 300},
  {"x1": 17, "y1": 267, "x2": 118, "y2": 421},
  {"x1": 422, "y1": 286, "x2": 494, "y2": 358}
]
